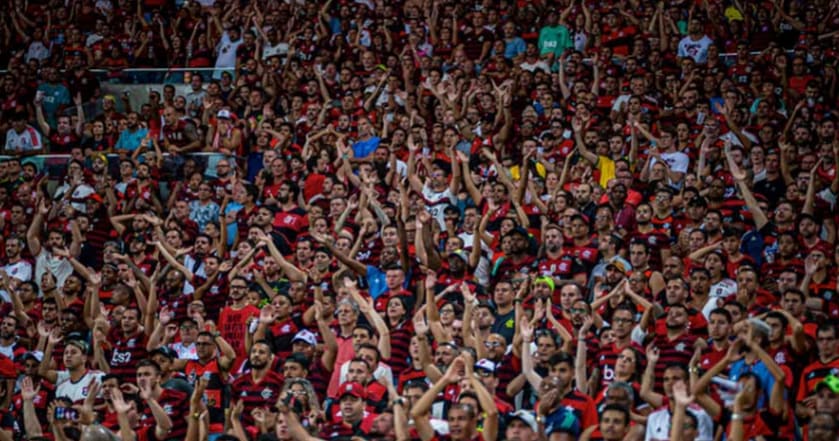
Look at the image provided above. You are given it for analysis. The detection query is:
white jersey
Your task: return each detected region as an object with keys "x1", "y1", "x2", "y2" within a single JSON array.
[
  {"x1": 709, "y1": 278, "x2": 737, "y2": 299},
  {"x1": 678, "y1": 35, "x2": 714, "y2": 64},
  {"x1": 645, "y1": 404, "x2": 713, "y2": 441},
  {"x1": 5, "y1": 127, "x2": 43, "y2": 153},
  {"x1": 56, "y1": 370, "x2": 105, "y2": 403},
  {"x1": 34, "y1": 249, "x2": 73, "y2": 293},
  {"x1": 4, "y1": 260, "x2": 32, "y2": 282},
  {"x1": 421, "y1": 183, "x2": 456, "y2": 230}
]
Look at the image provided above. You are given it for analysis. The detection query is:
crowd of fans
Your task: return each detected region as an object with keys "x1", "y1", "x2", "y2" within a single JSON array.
[{"x1": 1, "y1": 1, "x2": 839, "y2": 441}]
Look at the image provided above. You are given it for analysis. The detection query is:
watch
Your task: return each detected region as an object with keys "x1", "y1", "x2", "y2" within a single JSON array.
[{"x1": 391, "y1": 398, "x2": 406, "y2": 407}]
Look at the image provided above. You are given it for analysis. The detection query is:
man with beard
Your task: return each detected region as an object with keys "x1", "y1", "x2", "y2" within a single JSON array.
[
  {"x1": 3, "y1": 237, "x2": 31, "y2": 282},
  {"x1": 492, "y1": 227, "x2": 537, "y2": 284},
  {"x1": 182, "y1": 234, "x2": 213, "y2": 280},
  {"x1": 0, "y1": 316, "x2": 26, "y2": 361},
  {"x1": 217, "y1": 276, "x2": 260, "y2": 358},
  {"x1": 539, "y1": 224, "x2": 587, "y2": 287},
  {"x1": 698, "y1": 308, "x2": 733, "y2": 372},
  {"x1": 272, "y1": 180, "x2": 308, "y2": 246},
  {"x1": 606, "y1": 183, "x2": 636, "y2": 236},
  {"x1": 645, "y1": 304, "x2": 698, "y2": 392},
  {"x1": 210, "y1": 159, "x2": 235, "y2": 199},
  {"x1": 634, "y1": 198, "x2": 672, "y2": 262},
  {"x1": 135, "y1": 359, "x2": 188, "y2": 441},
  {"x1": 122, "y1": 162, "x2": 162, "y2": 214},
  {"x1": 114, "y1": 112, "x2": 148, "y2": 153},
  {"x1": 27, "y1": 199, "x2": 74, "y2": 291},
  {"x1": 229, "y1": 340, "x2": 285, "y2": 428},
  {"x1": 161, "y1": 106, "x2": 200, "y2": 154},
  {"x1": 105, "y1": 305, "x2": 149, "y2": 383}
]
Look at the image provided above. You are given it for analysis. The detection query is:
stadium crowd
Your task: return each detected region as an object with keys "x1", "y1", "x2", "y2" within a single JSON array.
[{"x1": 0, "y1": 0, "x2": 839, "y2": 441}]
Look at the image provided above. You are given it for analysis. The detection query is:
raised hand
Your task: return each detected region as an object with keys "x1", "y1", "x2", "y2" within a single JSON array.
[
  {"x1": 259, "y1": 304, "x2": 277, "y2": 324},
  {"x1": 111, "y1": 388, "x2": 132, "y2": 414},
  {"x1": 672, "y1": 380, "x2": 695, "y2": 407},
  {"x1": 646, "y1": 345, "x2": 660, "y2": 366},
  {"x1": 21, "y1": 376, "x2": 39, "y2": 401},
  {"x1": 520, "y1": 318, "x2": 534, "y2": 343},
  {"x1": 413, "y1": 311, "x2": 429, "y2": 335}
]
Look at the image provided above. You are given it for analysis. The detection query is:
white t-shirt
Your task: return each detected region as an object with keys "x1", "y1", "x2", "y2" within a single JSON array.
[
  {"x1": 214, "y1": 32, "x2": 242, "y2": 70},
  {"x1": 422, "y1": 183, "x2": 456, "y2": 230},
  {"x1": 645, "y1": 404, "x2": 713, "y2": 441},
  {"x1": 35, "y1": 248, "x2": 73, "y2": 293},
  {"x1": 5, "y1": 127, "x2": 43, "y2": 153},
  {"x1": 678, "y1": 35, "x2": 714, "y2": 64},
  {"x1": 56, "y1": 370, "x2": 105, "y2": 403},
  {"x1": 656, "y1": 151, "x2": 690, "y2": 174},
  {"x1": 709, "y1": 278, "x2": 737, "y2": 300},
  {"x1": 4, "y1": 260, "x2": 32, "y2": 282}
]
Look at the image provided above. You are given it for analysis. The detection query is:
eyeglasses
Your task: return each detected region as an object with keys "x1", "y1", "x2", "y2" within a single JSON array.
[{"x1": 484, "y1": 341, "x2": 503, "y2": 348}]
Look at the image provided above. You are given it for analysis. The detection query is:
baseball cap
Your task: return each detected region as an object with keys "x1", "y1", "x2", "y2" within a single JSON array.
[
  {"x1": 504, "y1": 226, "x2": 530, "y2": 239},
  {"x1": 449, "y1": 249, "x2": 469, "y2": 262},
  {"x1": 284, "y1": 352, "x2": 311, "y2": 370},
  {"x1": 217, "y1": 109, "x2": 233, "y2": 119},
  {"x1": 817, "y1": 374, "x2": 839, "y2": 394},
  {"x1": 338, "y1": 382, "x2": 366, "y2": 400},
  {"x1": 150, "y1": 346, "x2": 178, "y2": 360},
  {"x1": 474, "y1": 358, "x2": 497, "y2": 374},
  {"x1": 507, "y1": 410, "x2": 538, "y2": 432},
  {"x1": 292, "y1": 330, "x2": 318, "y2": 347},
  {"x1": 87, "y1": 193, "x2": 104, "y2": 204},
  {"x1": 66, "y1": 339, "x2": 90, "y2": 355},
  {"x1": 534, "y1": 276, "x2": 555, "y2": 291},
  {"x1": 688, "y1": 196, "x2": 708, "y2": 207},
  {"x1": 606, "y1": 258, "x2": 628, "y2": 275},
  {"x1": 22, "y1": 351, "x2": 44, "y2": 363}
]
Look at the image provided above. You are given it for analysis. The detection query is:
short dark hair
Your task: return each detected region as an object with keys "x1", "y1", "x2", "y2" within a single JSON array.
[{"x1": 600, "y1": 403, "x2": 630, "y2": 425}]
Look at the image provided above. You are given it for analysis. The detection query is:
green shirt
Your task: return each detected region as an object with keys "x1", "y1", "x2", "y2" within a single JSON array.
[{"x1": 538, "y1": 25, "x2": 572, "y2": 57}]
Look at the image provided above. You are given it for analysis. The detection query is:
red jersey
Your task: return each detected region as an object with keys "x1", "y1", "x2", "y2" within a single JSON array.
[{"x1": 218, "y1": 305, "x2": 260, "y2": 358}]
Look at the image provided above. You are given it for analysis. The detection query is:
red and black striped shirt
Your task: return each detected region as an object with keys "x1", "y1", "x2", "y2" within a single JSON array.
[
  {"x1": 230, "y1": 370, "x2": 285, "y2": 427},
  {"x1": 107, "y1": 330, "x2": 148, "y2": 383}
]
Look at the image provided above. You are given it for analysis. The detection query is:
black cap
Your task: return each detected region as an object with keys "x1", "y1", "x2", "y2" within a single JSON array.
[
  {"x1": 150, "y1": 346, "x2": 178, "y2": 360},
  {"x1": 688, "y1": 196, "x2": 707, "y2": 207}
]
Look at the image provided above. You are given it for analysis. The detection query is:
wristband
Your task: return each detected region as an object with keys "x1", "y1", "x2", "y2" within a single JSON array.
[{"x1": 731, "y1": 413, "x2": 743, "y2": 421}]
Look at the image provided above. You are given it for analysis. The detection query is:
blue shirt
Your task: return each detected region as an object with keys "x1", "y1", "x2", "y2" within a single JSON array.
[
  {"x1": 114, "y1": 128, "x2": 149, "y2": 152},
  {"x1": 544, "y1": 406, "x2": 580, "y2": 437},
  {"x1": 503, "y1": 37, "x2": 526, "y2": 59},
  {"x1": 366, "y1": 265, "x2": 387, "y2": 300},
  {"x1": 728, "y1": 358, "x2": 777, "y2": 408},
  {"x1": 37, "y1": 83, "x2": 70, "y2": 127},
  {"x1": 352, "y1": 136, "x2": 381, "y2": 159}
]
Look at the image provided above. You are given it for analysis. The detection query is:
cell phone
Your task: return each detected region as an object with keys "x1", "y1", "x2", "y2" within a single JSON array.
[{"x1": 54, "y1": 407, "x2": 79, "y2": 421}]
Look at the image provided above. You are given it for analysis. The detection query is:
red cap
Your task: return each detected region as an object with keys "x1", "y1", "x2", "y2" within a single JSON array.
[{"x1": 337, "y1": 382, "x2": 366, "y2": 400}]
